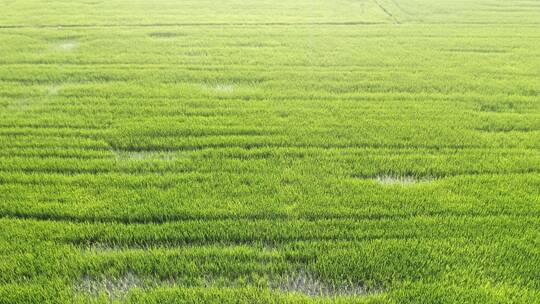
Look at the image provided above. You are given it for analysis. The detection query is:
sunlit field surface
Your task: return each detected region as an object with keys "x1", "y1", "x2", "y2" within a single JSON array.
[{"x1": 1, "y1": 0, "x2": 540, "y2": 303}]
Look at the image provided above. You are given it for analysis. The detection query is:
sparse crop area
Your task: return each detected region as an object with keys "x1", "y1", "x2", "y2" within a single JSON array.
[{"x1": 1, "y1": 0, "x2": 540, "y2": 303}]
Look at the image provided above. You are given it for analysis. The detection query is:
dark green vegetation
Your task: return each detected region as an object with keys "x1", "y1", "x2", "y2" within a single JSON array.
[{"x1": 1, "y1": 0, "x2": 540, "y2": 303}]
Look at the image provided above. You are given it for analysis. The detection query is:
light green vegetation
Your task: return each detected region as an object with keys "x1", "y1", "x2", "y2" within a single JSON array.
[{"x1": 1, "y1": 0, "x2": 540, "y2": 303}]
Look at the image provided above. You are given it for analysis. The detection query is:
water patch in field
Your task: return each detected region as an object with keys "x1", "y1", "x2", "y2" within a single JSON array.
[
  {"x1": 74, "y1": 267, "x2": 374, "y2": 299},
  {"x1": 375, "y1": 175, "x2": 432, "y2": 186},
  {"x1": 57, "y1": 40, "x2": 78, "y2": 51},
  {"x1": 74, "y1": 272, "x2": 162, "y2": 303},
  {"x1": 75, "y1": 273, "x2": 146, "y2": 302},
  {"x1": 272, "y1": 270, "x2": 368, "y2": 297}
]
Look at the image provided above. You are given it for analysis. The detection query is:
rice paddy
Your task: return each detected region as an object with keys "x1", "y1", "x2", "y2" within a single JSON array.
[{"x1": 1, "y1": 0, "x2": 539, "y2": 303}]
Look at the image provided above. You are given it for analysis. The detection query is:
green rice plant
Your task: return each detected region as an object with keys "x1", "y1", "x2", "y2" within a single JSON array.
[{"x1": 0, "y1": 0, "x2": 539, "y2": 302}]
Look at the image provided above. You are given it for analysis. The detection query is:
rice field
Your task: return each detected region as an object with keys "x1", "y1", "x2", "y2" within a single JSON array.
[{"x1": 1, "y1": 0, "x2": 540, "y2": 303}]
